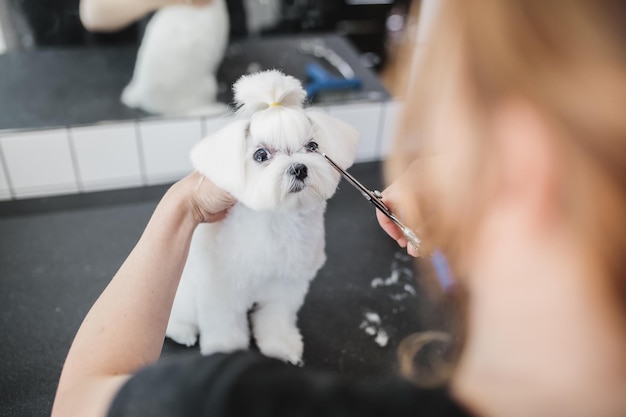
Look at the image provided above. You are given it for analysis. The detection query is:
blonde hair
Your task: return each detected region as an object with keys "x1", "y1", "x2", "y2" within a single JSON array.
[{"x1": 393, "y1": 0, "x2": 626, "y2": 383}]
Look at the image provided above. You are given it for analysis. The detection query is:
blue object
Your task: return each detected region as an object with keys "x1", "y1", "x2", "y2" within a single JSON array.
[
  {"x1": 431, "y1": 249, "x2": 455, "y2": 291},
  {"x1": 305, "y1": 63, "x2": 362, "y2": 98}
]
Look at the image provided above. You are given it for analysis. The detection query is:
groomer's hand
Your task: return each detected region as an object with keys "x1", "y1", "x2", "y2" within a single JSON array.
[
  {"x1": 177, "y1": 172, "x2": 236, "y2": 225},
  {"x1": 376, "y1": 159, "x2": 426, "y2": 258},
  {"x1": 376, "y1": 182, "x2": 419, "y2": 257}
]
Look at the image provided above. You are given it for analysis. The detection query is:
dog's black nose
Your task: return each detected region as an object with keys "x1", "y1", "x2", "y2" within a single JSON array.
[{"x1": 289, "y1": 163, "x2": 308, "y2": 181}]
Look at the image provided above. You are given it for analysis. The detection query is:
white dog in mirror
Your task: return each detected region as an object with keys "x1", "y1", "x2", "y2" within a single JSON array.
[
  {"x1": 121, "y1": 0, "x2": 229, "y2": 115},
  {"x1": 165, "y1": 70, "x2": 358, "y2": 365}
]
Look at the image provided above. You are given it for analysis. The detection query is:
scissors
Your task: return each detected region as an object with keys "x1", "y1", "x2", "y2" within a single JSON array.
[{"x1": 319, "y1": 152, "x2": 422, "y2": 255}]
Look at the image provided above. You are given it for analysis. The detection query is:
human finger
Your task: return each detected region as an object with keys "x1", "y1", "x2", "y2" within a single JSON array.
[
  {"x1": 202, "y1": 208, "x2": 229, "y2": 223},
  {"x1": 185, "y1": 173, "x2": 236, "y2": 223},
  {"x1": 194, "y1": 174, "x2": 236, "y2": 213},
  {"x1": 376, "y1": 208, "x2": 408, "y2": 248},
  {"x1": 406, "y1": 241, "x2": 419, "y2": 257}
]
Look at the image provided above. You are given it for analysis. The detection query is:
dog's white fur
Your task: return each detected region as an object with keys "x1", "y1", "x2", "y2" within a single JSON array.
[
  {"x1": 165, "y1": 70, "x2": 358, "y2": 364},
  {"x1": 121, "y1": 1, "x2": 229, "y2": 115}
]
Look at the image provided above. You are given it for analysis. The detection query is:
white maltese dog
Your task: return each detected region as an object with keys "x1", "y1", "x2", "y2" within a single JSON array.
[
  {"x1": 166, "y1": 70, "x2": 358, "y2": 365},
  {"x1": 121, "y1": 1, "x2": 229, "y2": 115}
]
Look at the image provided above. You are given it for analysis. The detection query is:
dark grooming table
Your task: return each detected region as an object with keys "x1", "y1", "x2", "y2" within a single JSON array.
[{"x1": 0, "y1": 162, "x2": 443, "y2": 417}]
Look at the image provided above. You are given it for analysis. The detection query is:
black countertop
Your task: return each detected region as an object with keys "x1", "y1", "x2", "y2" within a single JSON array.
[
  {"x1": 0, "y1": 162, "x2": 442, "y2": 417},
  {"x1": 0, "y1": 34, "x2": 389, "y2": 132}
]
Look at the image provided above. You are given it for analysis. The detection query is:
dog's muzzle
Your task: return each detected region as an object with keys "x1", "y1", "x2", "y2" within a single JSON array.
[
  {"x1": 289, "y1": 163, "x2": 308, "y2": 181},
  {"x1": 288, "y1": 163, "x2": 308, "y2": 193}
]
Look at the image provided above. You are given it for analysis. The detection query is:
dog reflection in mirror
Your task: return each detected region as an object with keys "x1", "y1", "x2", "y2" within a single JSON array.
[
  {"x1": 165, "y1": 70, "x2": 359, "y2": 364},
  {"x1": 121, "y1": 0, "x2": 229, "y2": 115}
]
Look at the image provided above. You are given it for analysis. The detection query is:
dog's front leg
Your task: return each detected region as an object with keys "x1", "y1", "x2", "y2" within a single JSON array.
[
  {"x1": 196, "y1": 280, "x2": 251, "y2": 356},
  {"x1": 252, "y1": 280, "x2": 310, "y2": 366}
]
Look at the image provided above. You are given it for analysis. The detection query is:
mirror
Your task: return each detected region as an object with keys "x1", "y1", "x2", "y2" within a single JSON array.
[{"x1": 0, "y1": 0, "x2": 415, "y2": 132}]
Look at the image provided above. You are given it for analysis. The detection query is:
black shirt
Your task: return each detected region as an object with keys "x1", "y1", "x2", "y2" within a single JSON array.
[{"x1": 108, "y1": 352, "x2": 471, "y2": 417}]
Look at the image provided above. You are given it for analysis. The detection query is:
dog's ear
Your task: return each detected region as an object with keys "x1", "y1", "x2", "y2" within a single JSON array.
[
  {"x1": 307, "y1": 110, "x2": 359, "y2": 169},
  {"x1": 191, "y1": 120, "x2": 249, "y2": 194}
]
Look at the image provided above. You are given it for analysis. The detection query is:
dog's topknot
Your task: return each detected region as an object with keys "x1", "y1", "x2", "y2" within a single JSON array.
[{"x1": 233, "y1": 70, "x2": 306, "y2": 116}]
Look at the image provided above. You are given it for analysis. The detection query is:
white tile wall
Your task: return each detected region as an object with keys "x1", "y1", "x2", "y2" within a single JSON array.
[
  {"x1": 0, "y1": 129, "x2": 78, "y2": 198},
  {"x1": 0, "y1": 101, "x2": 396, "y2": 200},
  {"x1": 380, "y1": 101, "x2": 403, "y2": 157},
  {"x1": 139, "y1": 118, "x2": 203, "y2": 185},
  {"x1": 70, "y1": 123, "x2": 143, "y2": 192},
  {"x1": 327, "y1": 102, "x2": 384, "y2": 162},
  {"x1": 0, "y1": 153, "x2": 11, "y2": 200}
]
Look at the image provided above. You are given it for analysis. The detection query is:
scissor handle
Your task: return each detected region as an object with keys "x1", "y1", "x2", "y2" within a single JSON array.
[
  {"x1": 393, "y1": 218, "x2": 422, "y2": 253},
  {"x1": 367, "y1": 190, "x2": 393, "y2": 216}
]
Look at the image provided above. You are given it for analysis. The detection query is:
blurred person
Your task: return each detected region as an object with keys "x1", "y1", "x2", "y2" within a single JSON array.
[
  {"x1": 6, "y1": 0, "x2": 245, "y2": 49},
  {"x1": 79, "y1": 0, "x2": 215, "y2": 32},
  {"x1": 52, "y1": 1, "x2": 626, "y2": 417},
  {"x1": 80, "y1": 0, "x2": 247, "y2": 39}
]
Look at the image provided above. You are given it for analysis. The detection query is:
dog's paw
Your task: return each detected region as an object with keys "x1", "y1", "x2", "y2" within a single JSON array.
[
  {"x1": 199, "y1": 333, "x2": 250, "y2": 356},
  {"x1": 166, "y1": 322, "x2": 199, "y2": 347},
  {"x1": 256, "y1": 328, "x2": 304, "y2": 366}
]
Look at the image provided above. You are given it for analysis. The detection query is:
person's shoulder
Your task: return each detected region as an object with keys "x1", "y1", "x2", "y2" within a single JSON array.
[
  {"x1": 108, "y1": 351, "x2": 471, "y2": 417},
  {"x1": 108, "y1": 351, "x2": 261, "y2": 417}
]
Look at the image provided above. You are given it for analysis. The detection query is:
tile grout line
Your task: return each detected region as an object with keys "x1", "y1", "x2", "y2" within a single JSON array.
[
  {"x1": 0, "y1": 110, "x2": 382, "y2": 200},
  {"x1": 0, "y1": 137, "x2": 16, "y2": 199},
  {"x1": 66, "y1": 127, "x2": 85, "y2": 193},
  {"x1": 134, "y1": 120, "x2": 148, "y2": 186}
]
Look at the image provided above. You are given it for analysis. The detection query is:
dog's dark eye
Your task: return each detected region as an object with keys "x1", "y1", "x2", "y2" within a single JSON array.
[
  {"x1": 253, "y1": 148, "x2": 271, "y2": 163},
  {"x1": 305, "y1": 141, "x2": 319, "y2": 152}
]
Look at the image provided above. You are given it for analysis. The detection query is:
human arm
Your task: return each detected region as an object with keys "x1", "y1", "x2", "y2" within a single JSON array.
[
  {"x1": 79, "y1": 0, "x2": 213, "y2": 32},
  {"x1": 51, "y1": 172, "x2": 235, "y2": 417}
]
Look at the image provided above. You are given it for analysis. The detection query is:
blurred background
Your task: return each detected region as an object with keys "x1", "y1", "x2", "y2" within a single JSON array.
[
  {"x1": 0, "y1": 0, "x2": 440, "y2": 199},
  {"x1": 0, "y1": 2, "x2": 446, "y2": 416}
]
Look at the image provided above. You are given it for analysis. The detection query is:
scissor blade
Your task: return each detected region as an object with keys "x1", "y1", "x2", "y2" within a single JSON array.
[
  {"x1": 321, "y1": 153, "x2": 373, "y2": 199},
  {"x1": 321, "y1": 152, "x2": 394, "y2": 216},
  {"x1": 321, "y1": 151, "x2": 421, "y2": 253}
]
